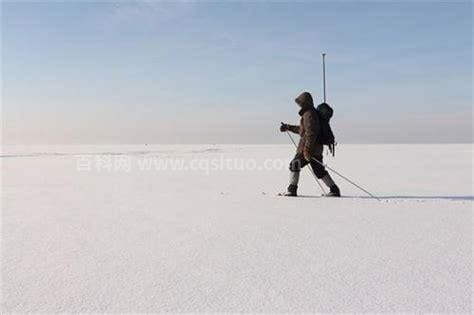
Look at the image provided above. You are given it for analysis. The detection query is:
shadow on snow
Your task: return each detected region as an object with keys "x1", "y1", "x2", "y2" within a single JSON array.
[{"x1": 298, "y1": 195, "x2": 473, "y2": 201}]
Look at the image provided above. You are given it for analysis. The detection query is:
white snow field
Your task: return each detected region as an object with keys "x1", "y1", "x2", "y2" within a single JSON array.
[{"x1": 1, "y1": 144, "x2": 472, "y2": 313}]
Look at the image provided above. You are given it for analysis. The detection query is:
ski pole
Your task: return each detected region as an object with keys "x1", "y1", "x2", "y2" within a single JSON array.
[
  {"x1": 284, "y1": 125, "x2": 378, "y2": 200},
  {"x1": 309, "y1": 156, "x2": 380, "y2": 201},
  {"x1": 283, "y1": 125, "x2": 326, "y2": 195}
]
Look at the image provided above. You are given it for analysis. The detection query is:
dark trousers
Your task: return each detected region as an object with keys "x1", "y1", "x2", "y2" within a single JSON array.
[{"x1": 289, "y1": 154, "x2": 328, "y2": 179}]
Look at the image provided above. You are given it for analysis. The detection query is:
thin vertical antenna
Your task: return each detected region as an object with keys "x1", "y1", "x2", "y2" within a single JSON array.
[{"x1": 322, "y1": 53, "x2": 327, "y2": 102}]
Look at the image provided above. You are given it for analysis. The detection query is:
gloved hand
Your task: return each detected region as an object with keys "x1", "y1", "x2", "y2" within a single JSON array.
[
  {"x1": 303, "y1": 146, "x2": 312, "y2": 161},
  {"x1": 280, "y1": 123, "x2": 289, "y2": 132}
]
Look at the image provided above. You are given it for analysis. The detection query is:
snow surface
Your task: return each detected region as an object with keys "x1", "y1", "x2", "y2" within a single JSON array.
[{"x1": 1, "y1": 144, "x2": 472, "y2": 313}]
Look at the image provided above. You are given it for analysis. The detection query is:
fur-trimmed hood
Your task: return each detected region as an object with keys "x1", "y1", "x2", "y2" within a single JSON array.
[{"x1": 295, "y1": 92, "x2": 315, "y2": 116}]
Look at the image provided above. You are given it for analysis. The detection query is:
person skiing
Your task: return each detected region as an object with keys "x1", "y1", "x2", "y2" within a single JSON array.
[{"x1": 280, "y1": 91, "x2": 341, "y2": 197}]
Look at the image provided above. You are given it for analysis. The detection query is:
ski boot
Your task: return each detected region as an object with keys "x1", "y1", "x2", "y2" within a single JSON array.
[
  {"x1": 324, "y1": 185, "x2": 341, "y2": 197},
  {"x1": 284, "y1": 184, "x2": 298, "y2": 197}
]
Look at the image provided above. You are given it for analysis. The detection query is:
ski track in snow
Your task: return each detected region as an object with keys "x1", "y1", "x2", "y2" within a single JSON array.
[{"x1": 1, "y1": 144, "x2": 472, "y2": 313}]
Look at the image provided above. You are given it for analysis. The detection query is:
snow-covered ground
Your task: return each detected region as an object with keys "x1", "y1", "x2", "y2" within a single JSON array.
[{"x1": 1, "y1": 144, "x2": 472, "y2": 313}]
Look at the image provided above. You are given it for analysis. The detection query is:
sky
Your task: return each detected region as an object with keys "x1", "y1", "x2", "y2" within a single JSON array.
[{"x1": 1, "y1": 1, "x2": 472, "y2": 144}]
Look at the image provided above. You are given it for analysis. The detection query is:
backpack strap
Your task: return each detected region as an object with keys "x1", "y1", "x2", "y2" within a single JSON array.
[{"x1": 329, "y1": 143, "x2": 336, "y2": 157}]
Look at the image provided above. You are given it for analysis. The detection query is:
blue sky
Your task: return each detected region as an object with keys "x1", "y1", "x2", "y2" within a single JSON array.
[{"x1": 2, "y1": 1, "x2": 472, "y2": 144}]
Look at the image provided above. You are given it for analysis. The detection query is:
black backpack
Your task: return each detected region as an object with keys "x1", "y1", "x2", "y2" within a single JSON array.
[{"x1": 316, "y1": 102, "x2": 336, "y2": 156}]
